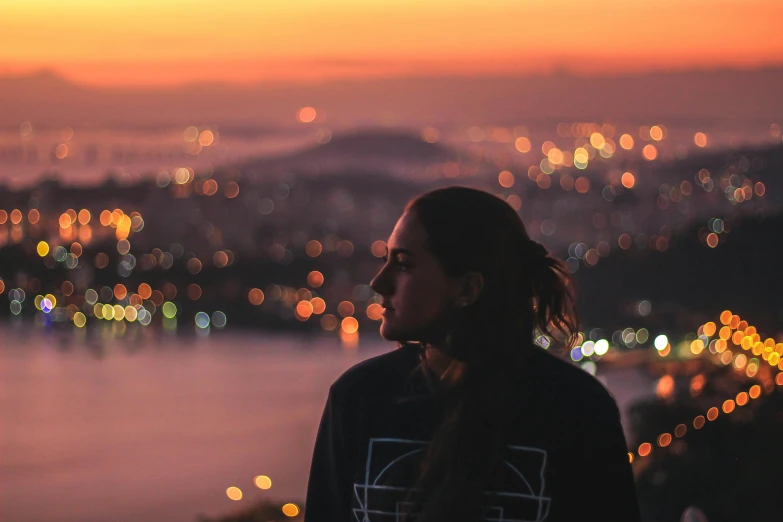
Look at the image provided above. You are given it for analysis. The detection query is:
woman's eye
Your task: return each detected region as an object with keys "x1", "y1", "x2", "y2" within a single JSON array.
[
  {"x1": 381, "y1": 255, "x2": 410, "y2": 270},
  {"x1": 396, "y1": 259, "x2": 411, "y2": 270}
]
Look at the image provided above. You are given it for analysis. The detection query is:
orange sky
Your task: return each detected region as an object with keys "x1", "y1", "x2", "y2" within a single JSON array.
[{"x1": 2, "y1": 0, "x2": 782, "y2": 86}]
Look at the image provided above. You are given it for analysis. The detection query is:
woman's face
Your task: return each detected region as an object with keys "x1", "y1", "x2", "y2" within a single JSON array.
[{"x1": 369, "y1": 211, "x2": 460, "y2": 342}]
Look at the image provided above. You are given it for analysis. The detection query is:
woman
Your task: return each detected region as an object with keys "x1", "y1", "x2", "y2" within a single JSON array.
[{"x1": 304, "y1": 186, "x2": 640, "y2": 522}]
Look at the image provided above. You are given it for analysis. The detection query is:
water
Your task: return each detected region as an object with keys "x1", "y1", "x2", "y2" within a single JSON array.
[
  {"x1": 0, "y1": 327, "x2": 652, "y2": 522},
  {"x1": 0, "y1": 126, "x2": 315, "y2": 188}
]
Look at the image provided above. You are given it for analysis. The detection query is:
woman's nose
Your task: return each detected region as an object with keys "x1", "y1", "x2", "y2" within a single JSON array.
[{"x1": 369, "y1": 267, "x2": 392, "y2": 295}]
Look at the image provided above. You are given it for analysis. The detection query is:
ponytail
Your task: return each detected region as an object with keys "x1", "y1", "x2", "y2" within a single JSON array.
[{"x1": 525, "y1": 241, "x2": 580, "y2": 349}]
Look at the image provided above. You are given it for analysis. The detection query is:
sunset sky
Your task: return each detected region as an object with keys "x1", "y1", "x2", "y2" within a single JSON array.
[{"x1": 2, "y1": 0, "x2": 782, "y2": 86}]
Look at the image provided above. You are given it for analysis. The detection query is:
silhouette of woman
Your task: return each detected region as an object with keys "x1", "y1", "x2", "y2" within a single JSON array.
[{"x1": 305, "y1": 186, "x2": 640, "y2": 522}]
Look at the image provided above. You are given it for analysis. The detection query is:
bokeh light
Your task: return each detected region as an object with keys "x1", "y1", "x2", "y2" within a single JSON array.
[
  {"x1": 226, "y1": 487, "x2": 242, "y2": 501},
  {"x1": 253, "y1": 475, "x2": 272, "y2": 490},
  {"x1": 297, "y1": 107, "x2": 316, "y2": 123},
  {"x1": 282, "y1": 503, "x2": 300, "y2": 517}
]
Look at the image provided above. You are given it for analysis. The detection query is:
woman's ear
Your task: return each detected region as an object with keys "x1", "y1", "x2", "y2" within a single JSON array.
[{"x1": 454, "y1": 271, "x2": 484, "y2": 307}]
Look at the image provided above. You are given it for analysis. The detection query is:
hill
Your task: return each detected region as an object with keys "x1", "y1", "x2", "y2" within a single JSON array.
[{"x1": 575, "y1": 211, "x2": 783, "y2": 337}]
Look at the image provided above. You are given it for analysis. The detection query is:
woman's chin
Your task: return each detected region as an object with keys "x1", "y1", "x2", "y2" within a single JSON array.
[
  {"x1": 379, "y1": 320, "x2": 403, "y2": 341},
  {"x1": 379, "y1": 323, "x2": 395, "y2": 340}
]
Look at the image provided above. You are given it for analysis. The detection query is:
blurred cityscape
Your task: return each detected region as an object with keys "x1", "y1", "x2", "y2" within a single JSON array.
[
  {"x1": 2, "y1": 78, "x2": 782, "y2": 343},
  {"x1": 3, "y1": 83, "x2": 783, "y2": 517}
]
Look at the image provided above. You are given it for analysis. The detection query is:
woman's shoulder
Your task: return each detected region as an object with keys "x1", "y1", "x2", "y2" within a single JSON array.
[
  {"x1": 525, "y1": 345, "x2": 620, "y2": 414},
  {"x1": 328, "y1": 343, "x2": 420, "y2": 398}
]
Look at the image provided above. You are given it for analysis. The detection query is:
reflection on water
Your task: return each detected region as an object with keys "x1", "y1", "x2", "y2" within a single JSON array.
[
  {"x1": 0, "y1": 325, "x2": 651, "y2": 522},
  {"x1": 0, "y1": 325, "x2": 389, "y2": 522}
]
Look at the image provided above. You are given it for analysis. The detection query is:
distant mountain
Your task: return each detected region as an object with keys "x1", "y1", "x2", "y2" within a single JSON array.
[
  {"x1": 0, "y1": 69, "x2": 79, "y2": 94},
  {"x1": 301, "y1": 130, "x2": 452, "y2": 160},
  {"x1": 2, "y1": 67, "x2": 782, "y2": 128},
  {"x1": 234, "y1": 130, "x2": 458, "y2": 177}
]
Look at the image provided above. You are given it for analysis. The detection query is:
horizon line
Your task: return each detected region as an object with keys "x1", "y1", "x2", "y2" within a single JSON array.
[{"x1": 3, "y1": 60, "x2": 783, "y2": 90}]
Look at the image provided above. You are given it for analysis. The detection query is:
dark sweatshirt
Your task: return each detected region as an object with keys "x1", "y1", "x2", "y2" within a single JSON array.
[{"x1": 304, "y1": 342, "x2": 641, "y2": 522}]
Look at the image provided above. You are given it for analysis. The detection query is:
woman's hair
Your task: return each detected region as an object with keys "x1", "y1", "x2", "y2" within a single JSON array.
[{"x1": 401, "y1": 186, "x2": 579, "y2": 522}]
